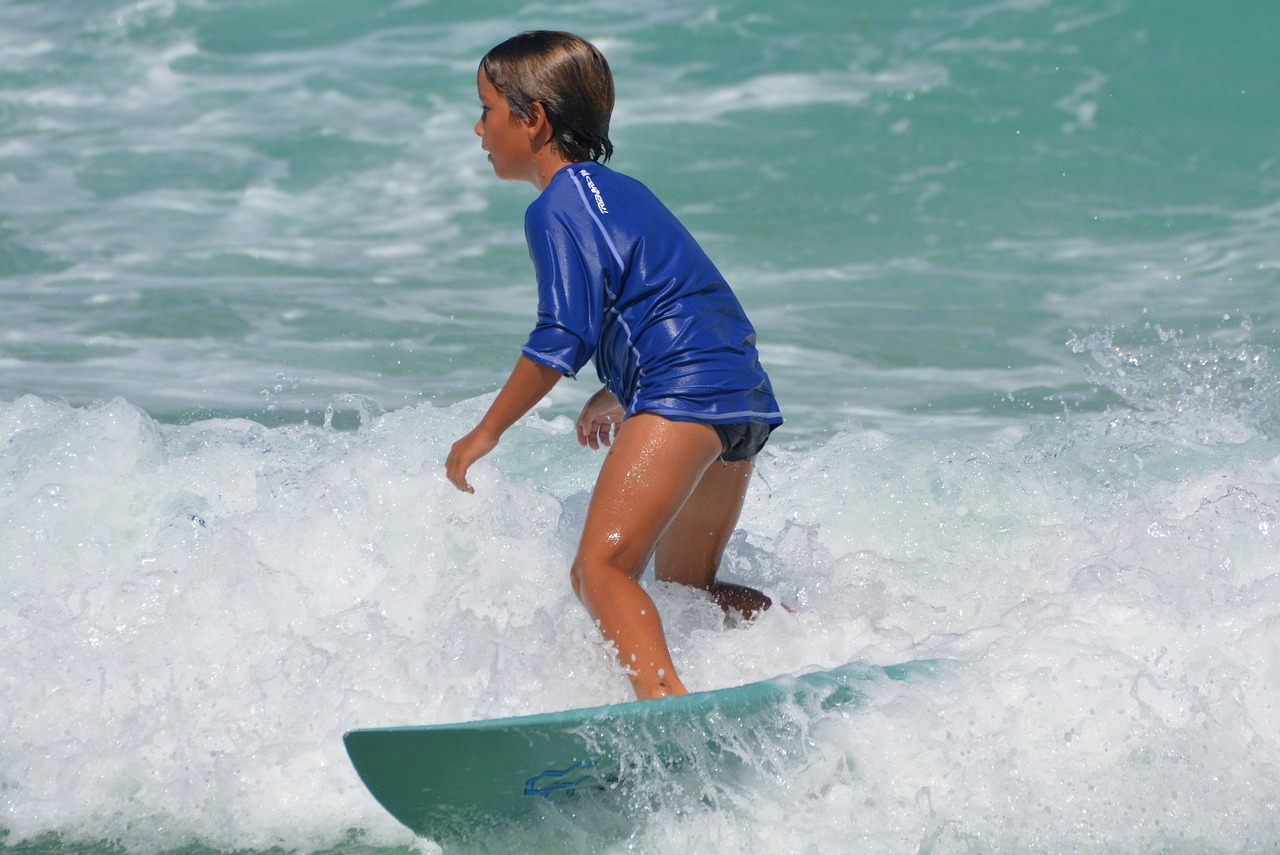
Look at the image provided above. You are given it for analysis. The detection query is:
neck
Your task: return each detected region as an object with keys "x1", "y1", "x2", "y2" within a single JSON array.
[{"x1": 530, "y1": 150, "x2": 574, "y2": 191}]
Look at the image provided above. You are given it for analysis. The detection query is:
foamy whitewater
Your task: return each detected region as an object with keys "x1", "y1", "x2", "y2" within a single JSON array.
[{"x1": 2, "y1": 1, "x2": 1278, "y2": 853}]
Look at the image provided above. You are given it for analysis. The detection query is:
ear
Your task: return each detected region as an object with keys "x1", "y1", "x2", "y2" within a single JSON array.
[{"x1": 524, "y1": 101, "x2": 555, "y2": 149}]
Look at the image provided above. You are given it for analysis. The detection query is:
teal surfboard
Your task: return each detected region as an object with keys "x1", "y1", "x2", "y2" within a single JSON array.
[{"x1": 344, "y1": 661, "x2": 931, "y2": 847}]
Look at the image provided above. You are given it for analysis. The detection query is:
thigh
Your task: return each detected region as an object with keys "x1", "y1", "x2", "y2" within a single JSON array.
[
  {"x1": 654, "y1": 456, "x2": 754, "y2": 589},
  {"x1": 576, "y1": 413, "x2": 723, "y2": 577}
]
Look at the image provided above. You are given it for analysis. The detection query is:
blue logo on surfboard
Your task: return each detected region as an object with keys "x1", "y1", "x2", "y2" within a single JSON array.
[{"x1": 525, "y1": 760, "x2": 597, "y2": 799}]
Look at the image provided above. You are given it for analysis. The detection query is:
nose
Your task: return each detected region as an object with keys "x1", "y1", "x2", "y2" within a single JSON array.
[{"x1": 474, "y1": 117, "x2": 484, "y2": 138}]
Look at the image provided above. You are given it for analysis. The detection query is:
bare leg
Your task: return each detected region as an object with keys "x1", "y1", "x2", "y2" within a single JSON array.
[
  {"x1": 570, "y1": 414, "x2": 723, "y2": 700},
  {"x1": 655, "y1": 458, "x2": 773, "y2": 619}
]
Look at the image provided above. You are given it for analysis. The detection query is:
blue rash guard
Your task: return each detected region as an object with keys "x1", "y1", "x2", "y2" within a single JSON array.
[{"x1": 520, "y1": 163, "x2": 783, "y2": 427}]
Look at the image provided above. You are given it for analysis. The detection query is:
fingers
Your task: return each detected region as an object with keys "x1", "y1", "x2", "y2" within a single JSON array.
[
  {"x1": 576, "y1": 412, "x2": 617, "y2": 450},
  {"x1": 576, "y1": 388, "x2": 624, "y2": 451},
  {"x1": 445, "y1": 429, "x2": 496, "y2": 493},
  {"x1": 445, "y1": 449, "x2": 474, "y2": 493}
]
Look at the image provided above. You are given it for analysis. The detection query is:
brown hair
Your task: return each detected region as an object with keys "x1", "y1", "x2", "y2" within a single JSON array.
[{"x1": 480, "y1": 31, "x2": 615, "y2": 164}]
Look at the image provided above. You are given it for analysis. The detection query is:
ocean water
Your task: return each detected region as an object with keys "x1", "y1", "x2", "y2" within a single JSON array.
[{"x1": 2, "y1": 0, "x2": 1278, "y2": 853}]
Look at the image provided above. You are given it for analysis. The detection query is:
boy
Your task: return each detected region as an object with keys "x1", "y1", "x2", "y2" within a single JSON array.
[{"x1": 446, "y1": 31, "x2": 782, "y2": 700}]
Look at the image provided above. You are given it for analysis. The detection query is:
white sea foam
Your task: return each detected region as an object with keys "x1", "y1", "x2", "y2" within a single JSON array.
[
  {"x1": 617, "y1": 65, "x2": 949, "y2": 127},
  {"x1": 1, "y1": 384, "x2": 1277, "y2": 853}
]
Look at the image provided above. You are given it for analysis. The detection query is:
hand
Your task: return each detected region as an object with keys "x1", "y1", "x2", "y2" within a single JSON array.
[
  {"x1": 444, "y1": 356, "x2": 565, "y2": 494},
  {"x1": 576, "y1": 388, "x2": 625, "y2": 450},
  {"x1": 446, "y1": 425, "x2": 499, "y2": 493}
]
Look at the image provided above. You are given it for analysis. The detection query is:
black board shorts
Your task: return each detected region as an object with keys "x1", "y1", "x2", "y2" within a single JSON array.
[{"x1": 713, "y1": 421, "x2": 777, "y2": 462}]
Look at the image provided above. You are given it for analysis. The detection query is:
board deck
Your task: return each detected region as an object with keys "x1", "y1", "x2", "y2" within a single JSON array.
[{"x1": 344, "y1": 661, "x2": 929, "y2": 846}]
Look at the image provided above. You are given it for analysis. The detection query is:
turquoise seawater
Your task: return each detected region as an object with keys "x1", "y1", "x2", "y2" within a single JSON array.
[{"x1": 2, "y1": 1, "x2": 1278, "y2": 853}]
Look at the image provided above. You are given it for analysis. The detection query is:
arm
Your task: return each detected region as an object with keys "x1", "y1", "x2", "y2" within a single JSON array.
[
  {"x1": 446, "y1": 355, "x2": 563, "y2": 493},
  {"x1": 576, "y1": 386, "x2": 625, "y2": 450}
]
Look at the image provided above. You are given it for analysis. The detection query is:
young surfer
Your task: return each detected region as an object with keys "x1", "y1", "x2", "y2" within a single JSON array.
[{"x1": 446, "y1": 31, "x2": 783, "y2": 701}]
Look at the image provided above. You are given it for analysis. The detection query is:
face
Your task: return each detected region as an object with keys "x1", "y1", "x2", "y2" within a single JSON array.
[{"x1": 475, "y1": 69, "x2": 533, "y2": 183}]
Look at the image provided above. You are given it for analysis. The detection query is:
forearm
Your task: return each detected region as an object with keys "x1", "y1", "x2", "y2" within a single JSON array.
[
  {"x1": 477, "y1": 355, "x2": 564, "y2": 439},
  {"x1": 446, "y1": 355, "x2": 564, "y2": 493}
]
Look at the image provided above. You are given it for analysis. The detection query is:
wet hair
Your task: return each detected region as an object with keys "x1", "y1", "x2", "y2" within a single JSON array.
[{"x1": 480, "y1": 31, "x2": 615, "y2": 163}]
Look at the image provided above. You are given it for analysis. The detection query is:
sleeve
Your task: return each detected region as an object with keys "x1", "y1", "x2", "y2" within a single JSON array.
[{"x1": 521, "y1": 204, "x2": 604, "y2": 379}]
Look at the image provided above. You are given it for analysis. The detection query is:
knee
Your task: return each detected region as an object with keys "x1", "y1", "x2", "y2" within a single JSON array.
[
  {"x1": 570, "y1": 548, "x2": 637, "y2": 602},
  {"x1": 569, "y1": 554, "x2": 608, "y2": 602},
  {"x1": 709, "y1": 581, "x2": 773, "y2": 619}
]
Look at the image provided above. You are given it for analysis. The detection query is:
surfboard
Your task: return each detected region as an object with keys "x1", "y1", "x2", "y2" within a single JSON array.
[{"x1": 344, "y1": 660, "x2": 931, "y2": 847}]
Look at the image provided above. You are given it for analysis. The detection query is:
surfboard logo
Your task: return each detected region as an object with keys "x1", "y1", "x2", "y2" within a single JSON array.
[{"x1": 524, "y1": 760, "x2": 597, "y2": 799}]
